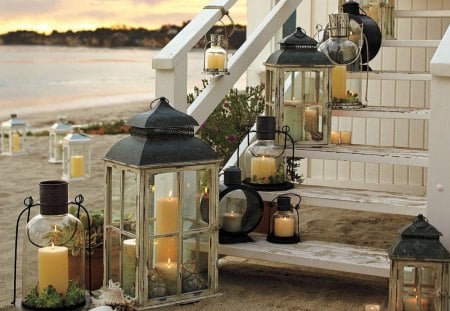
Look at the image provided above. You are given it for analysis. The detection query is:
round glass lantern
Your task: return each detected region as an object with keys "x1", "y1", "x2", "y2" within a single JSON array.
[
  {"x1": 203, "y1": 34, "x2": 228, "y2": 75},
  {"x1": 62, "y1": 126, "x2": 91, "y2": 181},
  {"x1": 1, "y1": 113, "x2": 28, "y2": 156},
  {"x1": 218, "y1": 167, "x2": 264, "y2": 243},
  {"x1": 20, "y1": 180, "x2": 86, "y2": 309},
  {"x1": 49, "y1": 116, "x2": 72, "y2": 163},
  {"x1": 267, "y1": 195, "x2": 300, "y2": 244}
]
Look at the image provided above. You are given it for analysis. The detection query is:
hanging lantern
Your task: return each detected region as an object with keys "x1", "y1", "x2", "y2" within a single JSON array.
[
  {"x1": 13, "y1": 180, "x2": 91, "y2": 309},
  {"x1": 102, "y1": 97, "x2": 221, "y2": 308},
  {"x1": 388, "y1": 214, "x2": 450, "y2": 311},
  {"x1": 203, "y1": 34, "x2": 228, "y2": 75},
  {"x1": 1, "y1": 113, "x2": 28, "y2": 156},
  {"x1": 217, "y1": 166, "x2": 264, "y2": 243},
  {"x1": 267, "y1": 194, "x2": 301, "y2": 244},
  {"x1": 265, "y1": 27, "x2": 334, "y2": 145},
  {"x1": 49, "y1": 116, "x2": 72, "y2": 164},
  {"x1": 240, "y1": 116, "x2": 295, "y2": 191},
  {"x1": 62, "y1": 126, "x2": 91, "y2": 181}
]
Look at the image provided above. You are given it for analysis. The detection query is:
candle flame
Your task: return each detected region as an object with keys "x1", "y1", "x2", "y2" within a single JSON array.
[
  {"x1": 168, "y1": 190, "x2": 173, "y2": 198},
  {"x1": 151, "y1": 185, "x2": 155, "y2": 193},
  {"x1": 204, "y1": 187, "x2": 208, "y2": 194},
  {"x1": 51, "y1": 242, "x2": 55, "y2": 249},
  {"x1": 167, "y1": 257, "x2": 172, "y2": 269}
]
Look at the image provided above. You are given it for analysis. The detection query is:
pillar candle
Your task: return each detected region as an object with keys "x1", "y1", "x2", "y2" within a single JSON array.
[
  {"x1": 122, "y1": 239, "x2": 136, "y2": 296},
  {"x1": 273, "y1": 216, "x2": 295, "y2": 237},
  {"x1": 331, "y1": 131, "x2": 340, "y2": 144},
  {"x1": 364, "y1": 304, "x2": 380, "y2": 311},
  {"x1": 403, "y1": 296, "x2": 429, "y2": 311},
  {"x1": 340, "y1": 131, "x2": 352, "y2": 144},
  {"x1": 155, "y1": 258, "x2": 178, "y2": 293},
  {"x1": 207, "y1": 53, "x2": 225, "y2": 70},
  {"x1": 38, "y1": 245, "x2": 69, "y2": 294},
  {"x1": 70, "y1": 155, "x2": 85, "y2": 177},
  {"x1": 12, "y1": 132, "x2": 21, "y2": 152},
  {"x1": 304, "y1": 108, "x2": 318, "y2": 135},
  {"x1": 221, "y1": 211, "x2": 243, "y2": 233},
  {"x1": 332, "y1": 65, "x2": 347, "y2": 100},
  {"x1": 155, "y1": 195, "x2": 179, "y2": 263},
  {"x1": 54, "y1": 141, "x2": 63, "y2": 161},
  {"x1": 250, "y1": 156, "x2": 276, "y2": 183},
  {"x1": 283, "y1": 106, "x2": 302, "y2": 142}
]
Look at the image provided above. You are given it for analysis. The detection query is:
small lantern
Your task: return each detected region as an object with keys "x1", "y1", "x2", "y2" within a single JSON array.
[
  {"x1": 267, "y1": 195, "x2": 301, "y2": 244},
  {"x1": 1, "y1": 113, "x2": 27, "y2": 156},
  {"x1": 217, "y1": 167, "x2": 264, "y2": 243},
  {"x1": 49, "y1": 116, "x2": 72, "y2": 163},
  {"x1": 203, "y1": 34, "x2": 228, "y2": 75},
  {"x1": 103, "y1": 97, "x2": 221, "y2": 308},
  {"x1": 357, "y1": 0, "x2": 395, "y2": 40},
  {"x1": 62, "y1": 126, "x2": 91, "y2": 181},
  {"x1": 13, "y1": 180, "x2": 90, "y2": 309},
  {"x1": 241, "y1": 116, "x2": 295, "y2": 191},
  {"x1": 265, "y1": 27, "x2": 333, "y2": 145},
  {"x1": 388, "y1": 214, "x2": 450, "y2": 311}
]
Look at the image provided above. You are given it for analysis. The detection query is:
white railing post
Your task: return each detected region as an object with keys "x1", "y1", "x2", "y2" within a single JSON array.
[{"x1": 428, "y1": 25, "x2": 450, "y2": 249}]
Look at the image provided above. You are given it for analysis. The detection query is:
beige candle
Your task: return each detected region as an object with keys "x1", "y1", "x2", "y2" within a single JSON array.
[
  {"x1": 332, "y1": 65, "x2": 347, "y2": 100},
  {"x1": 155, "y1": 194, "x2": 178, "y2": 263},
  {"x1": 70, "y1": 155, "x2": 84, "y2": 177},
  {"x1": 54, "y1": 141, "x2": 63, "y2": 161},
  {"x1": 250, "y1": 156, "x2": 276, "y2": 183},
  {"x1": 122, "y1": 239, "x2": 136, "y2": 296},
  {"x1": 273, "y1": 216, "x2": 295, "y2": 237},
  {"x1": 12, "y1": 132, "x2": 21, "y2": 152},
  {"x1": 155, "y1": 258, "x2": 178, "y2": 293},
  {"x1": 207, "y1": 53, "x2": 225, "y2": 70},
  {"x1": 340, "y1": 131, "x2": 352, "y2": 144},
  {"x1": 364, "y1": 304, "x2": 380, "y2": 311},
  {"x1": 403, "y1": 295, "x2": 429, "y2": 311},
  {"x1": 331, "y1": 131, "x2": 340, "y2": 144},
  {"x1": 304, "y1": 108, "x2": 318, "y2": 134},
  {"x1": 38, "y1": 244, "x2": 69, "y2": 294},
  {"x1": 222, "y1": 211, "x2": 243, "y2": 233}
]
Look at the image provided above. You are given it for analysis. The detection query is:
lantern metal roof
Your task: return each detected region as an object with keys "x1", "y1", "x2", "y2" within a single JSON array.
[
  {"x1": 104, "y1": 97, "x2": 219, "y2": 167},
  {"x1": 264, "y1": 27, "x2": 334, "y2": 67},
  {"x1": 64, "y1": 126, "x2": 91, "y2": 143},
  {"x1": 388, "y1": 214, "x2": 450, "y2": 261},
  {"x1": 1, "y1": 114, "x2": 26, "y2": 127},
  {"x1": 50, "y1": 117, "x2": 72, "y2": 132}
]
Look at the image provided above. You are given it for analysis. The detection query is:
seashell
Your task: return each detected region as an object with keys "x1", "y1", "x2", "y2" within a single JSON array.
[{"x1": 90, "y1": 280, "x2": 135, "y2": 310}]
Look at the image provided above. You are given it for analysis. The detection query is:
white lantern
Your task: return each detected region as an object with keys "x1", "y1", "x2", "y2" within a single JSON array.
[
  {"x1": 62, "y1": 126, "x2": 91, "y2": 181},
  {"x1": 1, "y1": 113, "x2": 28, "y2": 156},
  {"x1": 49, "y1": 116, "x2": 72, "y2": 163}
]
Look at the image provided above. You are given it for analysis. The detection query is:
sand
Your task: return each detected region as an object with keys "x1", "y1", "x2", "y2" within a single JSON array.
[{"x1": 0, "y1": 102, "x2": 413, "y2": 310}]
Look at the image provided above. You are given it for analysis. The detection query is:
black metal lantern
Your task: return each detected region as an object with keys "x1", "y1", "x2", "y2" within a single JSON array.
[
  {"x1": 102, "y1": 97, "x2": 221, "y2": 309},
  {"x1": 240, "y1": 116, "x2": 296, "y2": 191},
  {"x1": 265, "y1": 27, "x2": 333, "y2": 145},
  {"x1": 388, "y1": 214, "x2": 450, "y2": 311},
  {"x1": 217, "y1": 167, "x2": 264, "y2": 243},
  {"x1": 13, "y1": 180, "x2": 92, "y2": 310},
  {"x1": 267, "y1": 194, "x2": 301, "y2": 244}
]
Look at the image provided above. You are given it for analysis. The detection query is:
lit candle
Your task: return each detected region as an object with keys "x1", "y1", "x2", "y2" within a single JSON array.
[
  {"x1": 54, "y1": 141, "x2": 63, "y2": 161},
  {"x1": 331, "y1": 131, "x2": 340, "y2": 144},
  {"x1": 12, "y1": 132, "x2": 21, "y2": 152},
  {"x1": 122, "y1": 239, "x2": 136, "y2": 296},
  {"x1": 304, "y1": 108, "x2": 318, "y2": 135},
  {"x1": 38, "y1": 244, "x2": 69, "y2": 294},
  {"x1": 340, "y1": 131, "x2": 352, "y2": 144},
  {"x1": 250, "y1": 156, "x2": 276, "y2": 183},
  {"x1": 365, "y1": 304, "x2": 381, "y2": 311},
  {"x1": 403, "y1": 295, "x2": 429, "y2": 311},
  {"x1": 70, "y1": 155, "x2": 85, "y2": 177},
  {"x1": 155, "y1": 193, "x2": 178, "y2": 263},
  {"x1": 207, "y1": 53, "x2": 225, "y2": 70},
  {"x1": 221, "y1": 211, "x2": 243, "y2": 233},
  {"x1": 273, "y1": 216, "x2": 295, "y2": 237},
  {"x1": 332, "y1": 65, "x2": 347, "y2": 100},
  {"x1": 155, "y1": 257, "x2": 178, "y2": 293}
]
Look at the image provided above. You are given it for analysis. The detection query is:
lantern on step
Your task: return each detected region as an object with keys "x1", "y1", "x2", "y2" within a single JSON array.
[
  {"x1": 62, "y1": 126, "x2": 91, "y2": 181},
  {"x1": 13, "y1": 180, "x2": 91, "y2": 310},
  {"x1": 49, "y1": 116, "x2": 72, "y2": 163},
  {"x1": 388, "y1": 214, "x2": 450, "y2": 311},
  {"x1": 267, "y1": 194, "x2": 301, "y2": 244},
  {"x1": 102, "y1": 97, "x2": 221, "y2": 309},
  {"x1": 1, "y1": 113, "x2": 28, "y2": 156},
  {"x1": 264, "y1": 27, "x2": 334, "y2": 145},
  {"x1": 216, "y1": 166, "x2": 264, "y2": 243},
  {"x1": 240, "y1": 116, "x2": 296, "y2": 191}
]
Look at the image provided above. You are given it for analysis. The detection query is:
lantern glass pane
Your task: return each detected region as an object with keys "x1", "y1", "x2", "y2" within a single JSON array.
[
  {"x1": 402, "y1": 265, "x2": 435, "y2": 311},
  {"x1": 219, "y1": 190, "x2": 246, "y2": 233},
  {"x1": 122, "y1": 237, "x2": 137, "y2": 297},
  {"x1": 107, "y1": 229, "x2": 121, "y2": 285},
  {"x1": 182, "y1": 170, "x2": 210, "y2": 230},
  {"x1": 122, "y1": 170, "x2": 137, "y2": 235},
  {"x1": 150, "y1": 236, "x2": 178, "y2": 297},
  {"x1": 181, "y1": 232, "x2": 209, "y2": 294},
  {"x1": 110, "y1": 168, "x2": 122, "y2": 229}
]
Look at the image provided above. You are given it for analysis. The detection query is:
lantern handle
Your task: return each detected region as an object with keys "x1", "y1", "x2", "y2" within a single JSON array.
[
  {"x1": 12, "y1": 196, "x2": 39, "y2": 305},
  {"x1": 150, "y1": 97, "x2": 169, "y2": 109}
]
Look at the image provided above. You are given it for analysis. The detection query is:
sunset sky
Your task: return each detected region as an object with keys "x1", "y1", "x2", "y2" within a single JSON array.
[{"x1": 0, "y1": 0, "x2": 247, "y2": 34}]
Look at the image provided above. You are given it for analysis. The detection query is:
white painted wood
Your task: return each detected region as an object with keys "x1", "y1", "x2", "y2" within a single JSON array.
[
  {"x1": 395, "y1": 10, "x2": 450, "y2": 18},
  {"x1": 218, "y1": 233, "x2": 390, "y2": 277},
  {"x1": 290, "y1": 145, "x2": 428, "y2": 167},
  {"x1": 428, "y1": 25, "x2": 450, "y2": 250},
  {"x1": 382, "y1": 40, "x2": 441, "y2": 47},
  {"x1": 332, "y1": 107, "x2": 430, "y2": 120},
  {"x1": 348, "y1": 71, "x2": 431, "y2": 81}
]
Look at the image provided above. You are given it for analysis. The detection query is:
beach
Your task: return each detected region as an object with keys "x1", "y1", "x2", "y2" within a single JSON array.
[{"x1": 0, "y1": 101, "x2": 413, "y2": 310}]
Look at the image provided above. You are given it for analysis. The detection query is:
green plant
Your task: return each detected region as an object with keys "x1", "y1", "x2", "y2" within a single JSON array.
[
  {"x1": 23, "y1": 281, "x2": 85, "y2": 309},
  {"x1": 187, "y1": 80, "x2": 265, "y2": 165},
  {"x1": 69, "y1": 207, "x2": 104, "y2": 251}
]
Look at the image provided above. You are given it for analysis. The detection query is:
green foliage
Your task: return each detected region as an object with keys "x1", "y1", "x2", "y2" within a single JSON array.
[
  {"x1": 69, "y1": 207, "x2": 104, "y2": 250},
  {"x1": 64, "y1": 280, "x2": 86, "y2": 307},
  {"x1": 23, "y1": 281, "x2": 85, "y2": 309},
  {"x1": 187, "y1": 80, "x2": 265, "y2": 165}
]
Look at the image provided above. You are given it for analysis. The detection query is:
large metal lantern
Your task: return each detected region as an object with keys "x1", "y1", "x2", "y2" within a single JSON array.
[
  {"x1": 49, "y1": 116, "x2": 72, "y2": 163},
  {"x1": 62, "y1": 126, "x2": 91, "y2": 181},
  {"x1": 388, "y1": 214, "x2": 450, "y2": 311},
  {"x1": 1, "y1": 113, "x2": 28, "y2": 156},
  {"x1": 264, "y1": 27, "x2": 334, "y2": 146},
  {"x1": 102, "y1": 97, "x2": 221, "y2": 309}
]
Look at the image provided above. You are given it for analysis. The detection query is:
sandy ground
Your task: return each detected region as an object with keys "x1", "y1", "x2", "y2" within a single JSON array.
[{"x1": 0, "y1": 102, "x2": 413, "y2": 310}]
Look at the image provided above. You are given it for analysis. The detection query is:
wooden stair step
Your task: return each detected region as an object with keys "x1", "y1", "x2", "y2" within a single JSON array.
[
  {"x1": 332, "y1": 106, "x2": 430, "y2": 120},
  {"x1": 218, "y1": 233, "x2": 390, "y2": 278}
]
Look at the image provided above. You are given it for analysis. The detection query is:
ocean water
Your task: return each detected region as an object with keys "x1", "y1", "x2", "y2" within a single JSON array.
[{"x1": 0, "y1": 45, "x2": 235, "y2": 120}]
